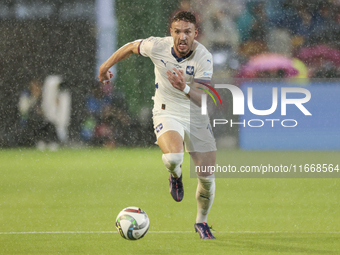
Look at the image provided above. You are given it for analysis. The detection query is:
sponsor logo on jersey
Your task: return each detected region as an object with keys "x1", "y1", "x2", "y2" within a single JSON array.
[
  {"x1": 203, "y1": 72, "x2": 213, "y2": 78},
  {"x1": 156, "y1": 123, "x2": 163, "y2": 133},
  {"x1": 186, "y1": 66, "x2": 194, "y2": 75}
]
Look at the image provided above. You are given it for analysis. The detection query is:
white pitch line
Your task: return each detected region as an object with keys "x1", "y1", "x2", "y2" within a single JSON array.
[{"x1": 0, "y1": 231, "x2": 339, "y2": 235}]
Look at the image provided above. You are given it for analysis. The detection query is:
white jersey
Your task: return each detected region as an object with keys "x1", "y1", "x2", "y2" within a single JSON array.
[{"x1": 139, "y1": 36, "x2": 213, "y2": 125}]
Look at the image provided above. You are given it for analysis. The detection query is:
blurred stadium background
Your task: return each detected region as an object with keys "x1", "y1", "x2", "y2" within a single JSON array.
[
  {"x1": 1, "y1": 1, "x2": 340, "y2": 254},
  {"x1": 1, "y1": 0, "x2": 340, "y2": 150}
]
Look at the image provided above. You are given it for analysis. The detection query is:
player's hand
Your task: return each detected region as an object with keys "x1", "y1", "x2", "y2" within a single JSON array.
[
  {"x1": 98, "y1": 70, "x2": 114, "y2": 84},
  {"x1": 166, "y1": 68, "x2": 186, "y2": 91}
]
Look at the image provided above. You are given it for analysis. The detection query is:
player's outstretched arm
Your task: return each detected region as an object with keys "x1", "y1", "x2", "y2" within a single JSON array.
[{"x1": 98, "y1": 39, "x2": 142, "y2": 84}]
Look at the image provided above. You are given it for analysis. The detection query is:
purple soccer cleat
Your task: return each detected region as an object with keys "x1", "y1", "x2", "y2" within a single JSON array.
[
  {"x1": 168, "y1": 174, "x2": 184, "y2": 202},
  {"x1": 194, "y1": 222, "x2": 216, "y2": 239}
]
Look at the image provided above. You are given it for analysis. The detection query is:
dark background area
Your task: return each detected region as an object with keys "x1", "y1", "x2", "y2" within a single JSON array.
[
  {"x1": 0, "y1": 0, "x2": 177, "y2": 146},
  {"x1": 0, "y1": 19, "x2": 96, "y2": 145}
]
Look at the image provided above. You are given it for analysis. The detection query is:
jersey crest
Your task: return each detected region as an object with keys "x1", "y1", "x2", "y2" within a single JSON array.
[{"x1": 186, "y1": 66, "x2": 194, "y2": 75}]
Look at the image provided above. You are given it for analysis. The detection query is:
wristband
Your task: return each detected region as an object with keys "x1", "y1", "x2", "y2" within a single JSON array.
[{"x1": 183, "y1": 84, "x2": 190, "y2": 94}]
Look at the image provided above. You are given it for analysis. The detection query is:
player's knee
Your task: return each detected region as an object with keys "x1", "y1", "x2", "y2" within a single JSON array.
[{"x1": 162, "y1": 153, "x2": 184, "y2": 171}]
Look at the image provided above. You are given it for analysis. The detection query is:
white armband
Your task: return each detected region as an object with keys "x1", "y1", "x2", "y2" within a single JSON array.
[{"x1": 183, "y1": 84, "x2": 190, "y2": 94}]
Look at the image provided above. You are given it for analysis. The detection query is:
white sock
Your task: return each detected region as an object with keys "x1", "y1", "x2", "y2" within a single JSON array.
[
  {"x1": 196, "y1": 175, "x2": 215, "y2": 223},
  {"x1": 162, "y1": 153, "x2": 183, "y2": 178}
]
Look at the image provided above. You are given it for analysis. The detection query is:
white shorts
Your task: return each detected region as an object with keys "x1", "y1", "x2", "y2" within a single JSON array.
[{"x1": 153, "y1": 114, "x2": 217, "y2": 153}]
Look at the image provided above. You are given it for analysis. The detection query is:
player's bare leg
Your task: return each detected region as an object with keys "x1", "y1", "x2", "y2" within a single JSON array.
[
  {"x1": 190, "y1": 151, "x2": 216, "y2": 239},
  {"x1": 157, "y1": 130, "x2": 185, "y2": 202},
  {"x1": 157, "y1": 130, "x2": 184, "y2": 154}
]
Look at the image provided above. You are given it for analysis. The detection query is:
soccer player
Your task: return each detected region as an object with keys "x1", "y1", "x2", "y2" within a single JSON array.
[{"x1": 98, "y1": 11, "x2": 216, "y2": 239}]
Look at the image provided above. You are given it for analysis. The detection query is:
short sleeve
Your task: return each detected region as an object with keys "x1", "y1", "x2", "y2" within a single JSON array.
[
  {"x1": 194, "y1": 52, "x2": 213, "y2": 84},
  {"x1": 139, "y1": 37, "x2": 159, "y2": 57}
]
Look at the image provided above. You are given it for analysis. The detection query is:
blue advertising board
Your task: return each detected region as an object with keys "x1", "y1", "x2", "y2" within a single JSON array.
[{"x1": 239, "y1": 82, "x2": 340, "y2": 150}]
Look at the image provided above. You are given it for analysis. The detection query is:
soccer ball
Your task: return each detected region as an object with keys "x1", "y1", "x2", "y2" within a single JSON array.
[{"x1": 115, "y1": 206, "x2": 150, "y2": 240}]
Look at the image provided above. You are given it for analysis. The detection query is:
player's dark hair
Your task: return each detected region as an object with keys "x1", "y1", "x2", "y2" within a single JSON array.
[{"x1": 171, "y1": 11, "x2": 196, "y2": 27}]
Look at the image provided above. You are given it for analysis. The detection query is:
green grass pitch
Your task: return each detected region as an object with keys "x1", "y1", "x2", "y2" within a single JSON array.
[{"x1": 0, "y1": 148, "x2": 339, "y2": 254}]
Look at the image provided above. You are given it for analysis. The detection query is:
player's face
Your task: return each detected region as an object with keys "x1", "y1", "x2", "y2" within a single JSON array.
[{"x1": 170, "y1": 20, "x2": 198, "y2": 57}]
